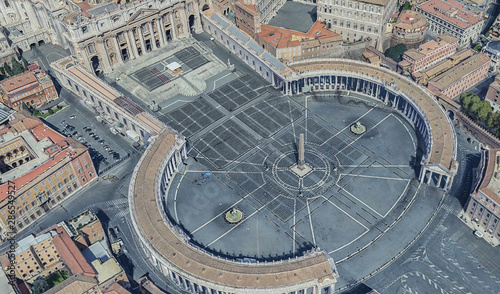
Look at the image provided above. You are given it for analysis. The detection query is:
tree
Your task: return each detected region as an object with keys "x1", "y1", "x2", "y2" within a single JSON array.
[
  {"x1": 3, "y1": 62, "x2": 12, "y2": 77},
  {"x1": 402, "y1": 2, "x2": 412, "y2": 10},
  {"x1": 384, "y1": 44, "x2": 408, "y2": 62},
  {"x1": 488, "y1": 112, "x2": 500, "y2": 128},
  {"x1": 477, "y1": 100, "x2": 492, "y2": 122},
  {"x1": 11, "y1": 57, "x2": 24, "y2": 75},
  {"x1": 474, "y1": 44, "x2": 482, "y2": 52},
  {"x1": 21, "y1": 56, "x2": 29, "y2": 68},
  {"x1": 31, "y1": 276, "x2": 50, "y2": 294}
]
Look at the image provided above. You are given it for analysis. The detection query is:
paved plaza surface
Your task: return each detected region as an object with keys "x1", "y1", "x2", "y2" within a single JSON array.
[
  {"x1": 267, "y1": 1, "x2": 317, "y2": 33},
  {"x1": 162, "y1": 71, "x2": 445, "y2": 287}
]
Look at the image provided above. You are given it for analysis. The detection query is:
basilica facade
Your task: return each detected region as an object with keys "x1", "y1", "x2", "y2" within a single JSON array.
[{"x1": 0, "y1": 0, "x2": 203, "y2": 74}]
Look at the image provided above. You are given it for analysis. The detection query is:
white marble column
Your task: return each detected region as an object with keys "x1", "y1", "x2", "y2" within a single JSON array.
[
  {"x1": 156, "y1": 18, "x2": 166, "y2": 47},
  {"x1": 112, "y1": 35, "x2": 124, "y2": 64},
  {"x1": 124, "y1": 30, "x2": 135, "y2": 60},
  {"x1": 148, "y1": 21, "x2": 158, "y2": 50},
  {"x1": 129, "y1": 29, "x2": 140, "y2": 57},
  {"x1": 159, "y1": 16, "x2": 168, "y2": 44},
  {"x1": 179, "y1": 7, "x2": 189, "y2": 37},
  {"x1": 137, "y1": 26, "x2": 146, "y2": 55},
  {"x1": 97, "y1": 39, "x2": 111, "y2": 72},
  {"x1": 80, "y1": 46, "x2": 93, "y2": 73},
  {"x1": 193, "y1": 3, "x2": 203, "y2": 33},
  {"x1": 169, "y1": 13, "x2": 177, "y2": 40}
]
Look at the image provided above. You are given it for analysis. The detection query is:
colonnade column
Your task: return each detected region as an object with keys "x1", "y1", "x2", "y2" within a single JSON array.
[
  {"x1": 179, "y1": 7, "x2": 189, "y2": 37},
  {"x1": 124, "y1": 30, "x2": 135, "y2": 60},
  {"x1": 170, "y1": 13, "x2": 178, "y2": 40},
  {"x1": 138, "y1": 26, "x2": 146, "y2": 54},
  {"x1": 97, "y1": 39, "x2": 111, "y2": 73},
  {"x1": 159, "y1": 16, "x2": 169, "y2": 44},
  {"x1": 80, "y1": 46, "x2": 93, "y2": 73},
  {"x1": 129, "y1": 29, "x2": 140, "y2": 57},
  {"x1": 148, "y1": 21, "x2": 158, "y2": 50},
  {"x1": 156, "y1": 18, "x2": 166, "y2": 47},
  {"x1": 112, "y1": 34, "x2": 124, "y2": 64}
]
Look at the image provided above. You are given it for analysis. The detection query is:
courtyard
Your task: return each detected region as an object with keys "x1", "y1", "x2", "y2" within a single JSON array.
[{"x1": 161, "y1": 76, "x2": 444, "y2": 269}]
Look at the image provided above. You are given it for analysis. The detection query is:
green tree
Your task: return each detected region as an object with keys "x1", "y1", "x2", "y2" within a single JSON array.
[
  {"x1": 384, "y1": 44, "x2": 408, "y2": 62},
  {"x1": 3, "y1": 62, "x2": 12, "y2": 77},
  {"x1": 11, "y1": 57, "x2": 24, "y2": 75},
  {"x1": 477, "y1": 100, "x2": 492, "y2": 122},
  {"x1": 474, "y1": 44, "x2": 482, "y2": 52},
  {"x1": 21, "y1": 56, "x2": 29, "y2": 68},
  {"x1": 402, "y1": 2, "x2": 412, "y2": 10},
  {"x1": 32, "y1": 276, "x2": 50, "y2": 294},
  {"x1": 488, "y1": 112, "x2": 500, "y2": 128}
]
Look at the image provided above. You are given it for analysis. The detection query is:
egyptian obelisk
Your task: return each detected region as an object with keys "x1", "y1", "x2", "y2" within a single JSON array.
[{"x1": 298, "y1": 133, "x2": 305, "y2": 170}]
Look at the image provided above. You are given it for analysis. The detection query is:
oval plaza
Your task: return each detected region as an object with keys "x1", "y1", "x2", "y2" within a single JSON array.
[{"x1": 128, "y1": 57, "x2": 458, "y2": 293}]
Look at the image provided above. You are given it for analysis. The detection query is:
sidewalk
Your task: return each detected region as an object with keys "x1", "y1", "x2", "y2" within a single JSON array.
[{"x1": 458, "y1": 211, "x2": 499, "y2": 247}]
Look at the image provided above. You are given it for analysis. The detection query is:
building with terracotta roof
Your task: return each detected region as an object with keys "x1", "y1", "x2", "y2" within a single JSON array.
[
  {"x1": 256, "y1": 21, "x2": 342, "y2": 62},
  {"x1": 399, "y1": 34, "x2": 458, "y2": 74},
  {"x1": 50, "y1": 57, "x2": 164, "y2": 144},
  {"x1": 485, "y1": 75, "x2": 500, "y2": 112},
  {"x1": 465, "y1": 149, "x2": 500, "y2": 244},
  {"x1": 426, "y1": 52, "x2": 490, "y2": 98},
  {"x1": 390, "y1": 10, "x2": 428, "y2": 49},
  {"x1": 0, "y1": 111, "x2": 97, "y2": 241},
  {"x1": 416, "y1": 0, "x2": 483, "y2": 48},
  {"x1": 9, "y1": 231, "x2": 64, "y2": 283},
  {"x1": 414, "y1": 48, "x2": 474, "y2": 84},
  {"x1": 0, "y1": 63, "x2": 58, "y2": 110},
  {"x1": 317, "y1": 0, "x2": 400, "y2": 50},
  {"x1": 235, "y1": 0, "x2": 261, "y2": 38},
  {"x1": 65, "y1": 209, "x2": 105, "y2": 250}
]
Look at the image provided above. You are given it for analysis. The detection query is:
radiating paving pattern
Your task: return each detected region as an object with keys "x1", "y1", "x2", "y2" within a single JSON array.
[{"x1": 165, "y1": 80, "x2": 421, "y2": 262}]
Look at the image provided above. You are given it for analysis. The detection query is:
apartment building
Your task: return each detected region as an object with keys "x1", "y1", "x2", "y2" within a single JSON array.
[
  {"x1": 399, "y1": 34, "x2": 458, "y2": 73},
  {"x1": 465, "y1": 149, "x2": 500, "y2": 243},
  {"x1": 416, "y1": 0, "x2": 483, "y2": 48},
  {"x1": 0, "y1": 111, "x2": 97, "y2": 240},
  {"x1": 426, "y1": 52, "x2": 490, "y2": 98},
  {"x1": 317, "y1": 0, "x2": 399, "y2": 50},
  {"x1": 485, "y1": 76, "x2": 500, "y2": 112},
  {"x1": 256, "y1": 21, "x2": 343, "y2": 62},
  {"x1": 0, "y1": 63, "x2": 58, "y2": 110}
]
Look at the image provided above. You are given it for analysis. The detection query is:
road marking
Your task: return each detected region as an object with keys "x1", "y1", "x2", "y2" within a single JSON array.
[
  {"x1": 335, "y1": 184, "x2": 383, "y2": 217},
  {"x1": 335, "y1": 113, "x2": 391, "y2": 156},
  {"x1": 306, "y1": 198, "x2": 316, "y2": 245},
  {"x1": 321, "y1": 196, "x2": 368, "y2": 229},
  {"x1": 340, "y1": 173, "x2": 408, "y2": 181},
  {"x1": 206, "y1": 194, "x2": 281, "y2": 247}
]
